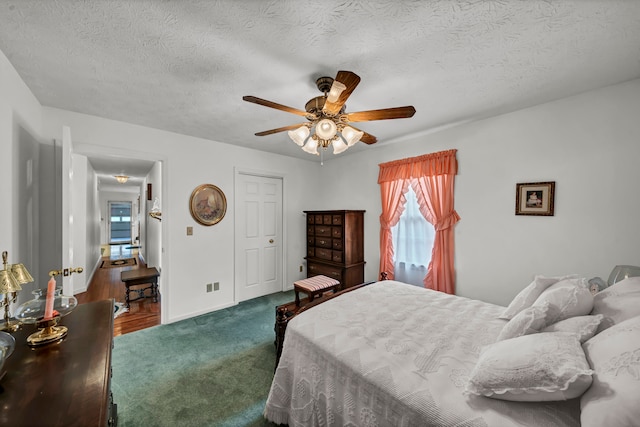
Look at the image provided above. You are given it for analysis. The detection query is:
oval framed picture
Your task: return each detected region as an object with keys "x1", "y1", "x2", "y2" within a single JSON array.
[{"x1": 189, "y1": 184, "x2": 227, "y2": 226}]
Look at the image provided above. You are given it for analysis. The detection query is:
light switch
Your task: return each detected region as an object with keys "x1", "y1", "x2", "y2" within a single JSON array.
[{"x1": 187, "y1": 226, "x2": 193, "y2": 236}]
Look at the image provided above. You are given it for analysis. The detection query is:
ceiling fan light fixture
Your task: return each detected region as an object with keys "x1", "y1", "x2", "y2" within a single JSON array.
[
  {"x1": 115, "y1": 175, "x2": 129, "y2": 184},
  {"x1": 326, "y1": 81, "x2": 346, "y2": 103},
  {"x1": 287, "y1": 125, "x2": 309, "y2": 146},
  {"x1": 332, "y1": 138, "x2": 348, "y2": 154},
  {"x1": 341, "y1": 126, "x2": 364, "y2": 146},
  {"x1": 315, "y1": 118, "x2": 337, "y2": 140},
  {"x1": 302, "y1": 139, "x2": 319, "y2": 155}
]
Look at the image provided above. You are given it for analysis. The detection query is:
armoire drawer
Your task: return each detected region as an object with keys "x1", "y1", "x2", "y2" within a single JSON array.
[
  {"x1": 307, "y1": 262, "x2": 342, "y2": 282},
  {"x1": 315, "y1": 248, "x2": 332, "y2": 260},
  {"x1": 315, "y1": 237, "x2": 331, "y2": 248}
]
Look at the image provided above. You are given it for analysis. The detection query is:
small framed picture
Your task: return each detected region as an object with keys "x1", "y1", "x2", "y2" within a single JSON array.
[
  {"x1": 515, "y1": 181, "x2": 555, "y2": 216},
  {"x1": 189, "y1": 184, "x2": 227, "y2": 226}
]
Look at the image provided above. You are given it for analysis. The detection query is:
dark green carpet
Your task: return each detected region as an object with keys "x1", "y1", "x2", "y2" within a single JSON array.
[{"x1": 111, "y1": 291, "x2": 294, "y2": 427}]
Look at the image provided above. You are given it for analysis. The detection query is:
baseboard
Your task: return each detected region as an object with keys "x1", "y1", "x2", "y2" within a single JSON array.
[{"x1": 166, "y1": 301, "x2": 237, "y2": 324}]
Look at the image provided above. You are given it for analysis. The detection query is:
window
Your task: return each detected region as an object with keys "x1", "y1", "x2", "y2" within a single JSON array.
[{"x1": 391, "y1": 186, "x2": 435, "y2": 286}]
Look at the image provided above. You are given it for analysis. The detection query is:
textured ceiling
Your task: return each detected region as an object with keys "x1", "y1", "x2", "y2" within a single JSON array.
[{"x1": 1, "y1": 0, "x2": 639, "y2": 179}]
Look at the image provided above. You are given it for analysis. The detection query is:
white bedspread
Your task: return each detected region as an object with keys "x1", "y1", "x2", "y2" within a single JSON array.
[{"x1": 264, "y1": 281, "x2": 581, "y2": 426}]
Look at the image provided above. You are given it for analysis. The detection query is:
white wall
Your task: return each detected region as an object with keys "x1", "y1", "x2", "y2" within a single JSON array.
[
  {"x1": 145, "y1": 161, "x2": 162, "y2": 269},
  {"x1": 0, "y1": 47, "x2": 48, "y2": 305},
  {"x1": 317, "y1": 79, "x2": 640, "y2": 306},
  {"x1": 41, "y1": 108, "x2": 321, "y2": 323}
]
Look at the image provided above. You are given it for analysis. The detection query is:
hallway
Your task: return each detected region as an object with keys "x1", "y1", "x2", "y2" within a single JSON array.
[{"x1": 75, "y1": 245, "x2": 160, "y2": 336}]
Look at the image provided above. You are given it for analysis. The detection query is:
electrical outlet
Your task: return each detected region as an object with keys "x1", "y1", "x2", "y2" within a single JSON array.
[
  {"x1": 299, "y1": 265, "x2": 303, "y2": 272},
  {"x1": 187, "y1": 226, "x2": 193, "y2": 236},
  {"x1": 206, "y1": 283, "x2": 212, "y2": 292},
  {"x1": 214, "y1": 282, "x2": 220, "y2": 291}
]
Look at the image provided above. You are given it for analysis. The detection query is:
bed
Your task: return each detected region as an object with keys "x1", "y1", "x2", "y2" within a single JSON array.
[{"x1": 264, "y1": 277, "x2": 640, "y2": 427}]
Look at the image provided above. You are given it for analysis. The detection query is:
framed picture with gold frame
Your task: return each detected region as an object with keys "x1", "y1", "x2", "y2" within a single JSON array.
[
  {"x1": 515, "y1": 181, "x2": 555, "y2": 216},
  {"x1": 189, "y1": 184, "x2": 227, "y2": 226}
]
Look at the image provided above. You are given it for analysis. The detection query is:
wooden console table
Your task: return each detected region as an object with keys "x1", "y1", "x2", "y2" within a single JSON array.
[
  {"x1": 121, "y1": 267, "x2": 160, "y2": 308},
  {"x1": 0, "y1": 300, "x2": 117, "y2": 426}
]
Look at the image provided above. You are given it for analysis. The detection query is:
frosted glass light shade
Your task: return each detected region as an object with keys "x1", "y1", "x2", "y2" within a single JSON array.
[
  {"x1": 327, "y1": 81, "x2": 346, "y2": 102},
  {"x1": 302, "y1": 139, "x2": 319, "y2": 155},
  {"x1": 607, "y1": 265, "x2": 640, "y2": 286},
  {"x1": 287, "y1": 126, "x2": 309, "y2": 146},
  {"x1": 332, "y1": 138, "x2": 348, "y2": 154},
  {"x1": 315, "y1": 119, "x2": 337, "y2": 140},
  {"x1": 341, "y1": 126, "x2": 364, "y2": 146}
]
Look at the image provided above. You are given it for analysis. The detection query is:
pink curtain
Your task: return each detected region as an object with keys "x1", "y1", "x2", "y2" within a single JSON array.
[
  {"x1": 378, "y1": 179, "x2": 410, "y2": 280},
  {"x1": 378, "y1": 149, "x2": 459, "y2": 293}
]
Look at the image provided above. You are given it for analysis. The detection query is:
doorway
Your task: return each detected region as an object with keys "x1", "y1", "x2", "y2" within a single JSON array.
[{"x1": 109, "y1": 201, "x2": 132, "y2": 244}]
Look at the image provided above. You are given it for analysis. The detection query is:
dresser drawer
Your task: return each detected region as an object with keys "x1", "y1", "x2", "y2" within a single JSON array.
[
  {"x1": 323, "y1": 214, "x2": 333, "y2": 224},
  {"x1": 332, "y1": 239, "x2": 343, "y2": 250},
  {"x1": 315, "y1": 237, "x2": 331, "y2": 248},
  {"x1": 315, "y1": 225, "x2": 332, "y2": 237},
  {"x1": 314, "y1": 214, "x2": 323, "y2": 224},
  {"x1": 332, "y1": 251, "x2": 343, "y2": 263},
  {"x1": 307, "y1": 236, "x2": 315, "y2": 246},
  {"x1": 307, "y1": 247, "x2": 315, "y2": 257},
  {"x1": 331, "y1": 227, "x2": 342, "y2": 238},
  {"x1": 332, "y1": 215, "x2": 343, "y2": 225},
  {"x1": 307, "y1": 262, "x2": 342, "y2": 282},
  {"x1": 315, "y1": 248, "x2": 332, "y2": 260}
]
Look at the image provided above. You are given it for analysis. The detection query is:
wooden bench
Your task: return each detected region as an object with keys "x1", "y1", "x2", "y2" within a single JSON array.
[
  {"x1": 293, "y1": 275, "x2": 340, "y2": 307},
  {"x1": 120, "y1": 267, "x2": 160, "y2": 309}
]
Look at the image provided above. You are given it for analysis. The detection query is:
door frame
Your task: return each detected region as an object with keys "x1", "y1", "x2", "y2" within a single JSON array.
[
  {"x1": 67, "y1": 140, "x2": 168, "y2": 325},
  {"x1": 233, "y1": 167, "x2": 288, "y2": 304}
]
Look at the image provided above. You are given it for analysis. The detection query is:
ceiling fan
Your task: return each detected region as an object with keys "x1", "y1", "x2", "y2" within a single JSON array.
[{"x1": 243, "y1": 71, "x2": 416, "y2": 155}]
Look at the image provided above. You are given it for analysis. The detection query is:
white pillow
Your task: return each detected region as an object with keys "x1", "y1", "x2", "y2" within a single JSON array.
[
  {"x1": 466, "y1": 332, "x2": 592, "y2": 402},
  {"x1": 532, "y1": 278, "x2": 593, "y2": 324},
  {"x1": 497, "y1": 302, "x2": 549, "y2": 341},
  {"x1": 542, "y1": 314, "x2": 603, "y2": 343},
  {"x1": 580, "y1": 315, "x2": 640, "y2": 427},
  {"x1": 590, "y1": 276, "x2": 640, "y2": 332},
  {"x1": 499, "y1": 274, "x2": 578, "y2": 320}
]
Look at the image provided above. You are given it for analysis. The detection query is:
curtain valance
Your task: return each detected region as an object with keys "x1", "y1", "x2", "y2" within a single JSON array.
[{"x1": 378, "y1": 149, "x2": 458, "y2": 183}]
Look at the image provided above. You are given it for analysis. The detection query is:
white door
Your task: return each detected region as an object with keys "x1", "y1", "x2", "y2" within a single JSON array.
[
  {"x1": 235, "y1": 173, "x2": 283, "y2": 301},
  {"x1": 60, "y1": 126, "x2": 74, "y2": 296}
]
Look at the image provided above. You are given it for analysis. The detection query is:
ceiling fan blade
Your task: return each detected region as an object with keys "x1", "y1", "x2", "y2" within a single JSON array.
[
  {"x1": 345, "y1": 106, "x2": 416, "y2": 122},
  {"x1": 243, "y1": 96, "x2": 308, "y2": 117},
  {"x1": 254, "y1": 123, "x2": 307, "y2": 136},
  {"x1": 322, "y1": 71, "x2": 361, "y2": 115},
  {"x1": 348, "y1": 125, "x2": 377, "y2": 145}
]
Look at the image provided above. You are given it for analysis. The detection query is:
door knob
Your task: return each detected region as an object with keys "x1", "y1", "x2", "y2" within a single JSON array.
[{"x1": 269, "y1": 239, "x2": 274, "y2": 243}]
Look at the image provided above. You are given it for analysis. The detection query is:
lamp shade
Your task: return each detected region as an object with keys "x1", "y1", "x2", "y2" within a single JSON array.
[
  {"x1": 10, "y1": 263, "x2": 34, "y2": 285},
  {"x1": 315, "y1": 119, "x2": 337, "y2": 140},
  {"x1": 332, "y1": 138, "x2": 348, "y2": 154},
  {"x1": 0, "y1": 270, "x2": 21, "y2": 294},
  {"x1": 607, "y1": 264, "x2": 640, "y2": 286},
  {"x1": 302, "y1": 139, "x2": 319, "y2": 155},
  {"x1": 341, "y1": 126, "x2": 364, "y2": 146},
  {"x1": 327, "y1": 81, "x2": 346, "y2": 103},
  {"x1": 287, "y1": 125, "x2": 309, "y2": 146}
]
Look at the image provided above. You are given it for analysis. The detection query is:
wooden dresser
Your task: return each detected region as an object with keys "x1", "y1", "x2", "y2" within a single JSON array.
[
  {"x1": 0, "y1": 299, "x2": 117, "y2": 427},
  {"x1": 304, "y1": 210, "x2": 365, "y2": 289}
]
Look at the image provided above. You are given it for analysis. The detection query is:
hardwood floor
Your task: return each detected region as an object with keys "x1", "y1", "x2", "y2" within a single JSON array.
[{"x1": 74, "y1": 245, "x2": 160, "y2": 336}]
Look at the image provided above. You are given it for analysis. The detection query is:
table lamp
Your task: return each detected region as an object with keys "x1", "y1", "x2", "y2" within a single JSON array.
[{"x1": 0, "y1": 251, "x2": 33, "y2": 332}]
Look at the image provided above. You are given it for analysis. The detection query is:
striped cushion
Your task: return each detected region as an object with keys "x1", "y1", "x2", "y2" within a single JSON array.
[{"x1": 294, "y1": 275, "x2": 340, "y2": 292}]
